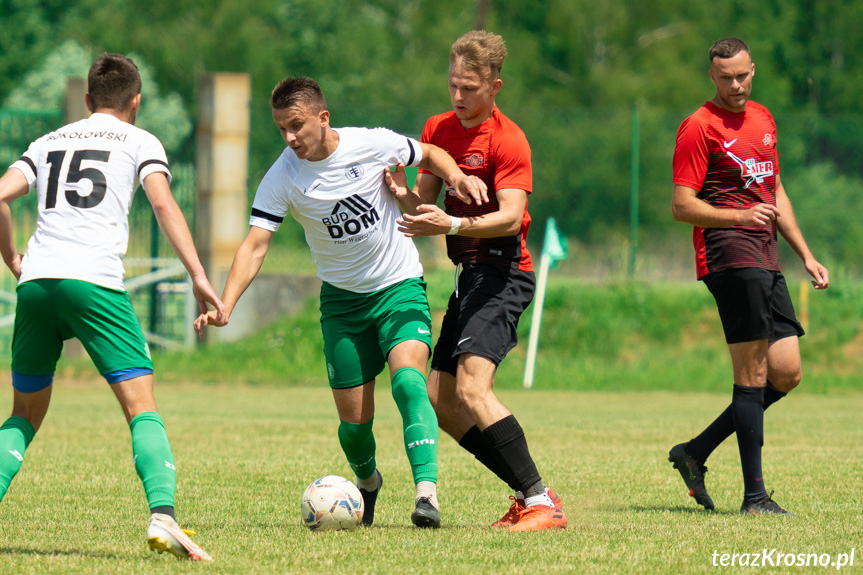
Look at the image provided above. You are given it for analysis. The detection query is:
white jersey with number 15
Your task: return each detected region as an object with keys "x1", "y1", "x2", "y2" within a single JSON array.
[{"x1": 11, "y1": 112, "x2": 171, "y2": 291}]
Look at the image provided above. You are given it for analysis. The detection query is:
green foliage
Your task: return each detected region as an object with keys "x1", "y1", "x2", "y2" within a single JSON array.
[
  {"x1": 3, "y1": 40, "x2": 191, "y2": 154},
  {"x1": 3, "y1": 40, "x2": 92, "y2": 110},
  {"x1": 131, "y1": 52, "x2": 193, "y2": 155},
  {"x1": 1, "y1": 1, "x2": 863, "y2": 273}
]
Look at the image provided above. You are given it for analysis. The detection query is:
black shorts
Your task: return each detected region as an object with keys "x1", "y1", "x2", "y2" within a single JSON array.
[
  {"x1": 702, "y1": 268, "x2": 805, "y2": 344},
  {"x1": 431, "y1": 264, "x2": 535, "y2": 376}
]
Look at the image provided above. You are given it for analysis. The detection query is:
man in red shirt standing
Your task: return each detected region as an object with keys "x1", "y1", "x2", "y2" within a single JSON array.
[
  {"x1": 669, "y1": 37, "x2": 829, "y2": 515},
  {"x1": 388, "y1": 30, "x2": 566, "y2": 531}
]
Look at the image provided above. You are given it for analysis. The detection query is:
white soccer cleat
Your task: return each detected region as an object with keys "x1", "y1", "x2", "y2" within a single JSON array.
[{"x1": 147, "y1": 513, "x2": 213, "y2": 562}]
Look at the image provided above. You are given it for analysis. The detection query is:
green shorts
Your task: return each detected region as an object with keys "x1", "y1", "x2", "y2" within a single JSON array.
[
  {"x1": 320, "y1": 277, "x2": 432, "y2": 389},
  {"x1": 12, "y1": 278, "x2": 153, "y2": 378}
]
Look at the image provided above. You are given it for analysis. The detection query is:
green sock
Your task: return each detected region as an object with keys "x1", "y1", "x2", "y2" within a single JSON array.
[
  {"x1": 0, "y1": 417, "x2": 36, "y2": 502},
  {"x1": 391, "y1": 367, "x2": 438, "y2": 484},
  {"x1": 130, "y1": 412, "x2": 176, "y2": 509},
  {"x1": 338, "y1": 419, "x2": 376, "y2": 481}
]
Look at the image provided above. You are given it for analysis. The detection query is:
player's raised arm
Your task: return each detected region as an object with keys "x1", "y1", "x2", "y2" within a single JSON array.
[
  {"x1": 0, "y1": 168, "x2": 29, "y2": 278},
  {"x1": 142, "y1": 171, "x2": 226, "y2": 325},
  {"x1": 385, "y1": 163, "x2": 446, "y2": 216},
  {"x1": 418, "y1": 142, "x2": 488, "y2": 206}
]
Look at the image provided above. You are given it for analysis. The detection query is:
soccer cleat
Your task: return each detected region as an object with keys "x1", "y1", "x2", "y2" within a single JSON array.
[
  {"x1": 546, "y1": 487, "x2": 563, "y2": 510},
  {"x1": 668, "y1": 443, "x2": 715, "y2": 510},
  {"x1": 491, "y1": 495, "x2": 525, "y2": 527},
  {"x1": 147, "y1": 513, "x2": 213, "y2": 562},
  {"x1": 507, "y1": 505, "x2": 568, "y2": 532},
  {"x1": 492, "y1": 487, "x2": 563, "y2": 528},
  {"x1": 358, "y1": 469, "x2": 383, "y2": 527},
  {"x1": 740, "y1": 491, "x2": 794, "y2": 517},
  {"x1": 411, "y1": 496, "x2": 441, "y2": 529}
]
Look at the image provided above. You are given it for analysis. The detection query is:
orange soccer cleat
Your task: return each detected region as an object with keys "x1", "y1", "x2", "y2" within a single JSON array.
[
  {"x1": 507, "y1": 504, "x2": 568, "y2": 532},
  {"x1": 491, "y1": 488, "x2": 564, "y2": 527},
  {"x1": 491, "y1": 495, "x2": 525, "y2": 527}
]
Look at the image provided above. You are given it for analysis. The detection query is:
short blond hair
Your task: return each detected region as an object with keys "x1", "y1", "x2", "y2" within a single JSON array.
[{"x1": 450, "y1": 30, "x2": 507, "y2": 80}]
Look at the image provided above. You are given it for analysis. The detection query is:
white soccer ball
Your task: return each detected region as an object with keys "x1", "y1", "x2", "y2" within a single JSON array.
[{"x1": 301, "y1": 475, "x2": 364, "y2": 531}]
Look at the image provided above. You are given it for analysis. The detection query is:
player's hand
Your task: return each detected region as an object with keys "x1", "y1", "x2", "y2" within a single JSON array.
[
  {"x1": 396, "y1": 204, "x2": 453, "y2": 237},
  {"x1": 385, "y1": 164, "x2": 409, "y2": 200},
  {"x1": 4, "y1": 253, "x2": 22, "y2": 280},
  {"x1": 449, "y1": 174, "x2": 488, "y2": 205},
  {"x1": 739, "y1": 203, "x2": 780, "y2": 227},
  {"x1": 194, "y1": 309, "x2": 229, "y2": 337},
  {"x1": 190, "y1": 276, "x2": 228, "y2": 338},
  {"x1": 805, "y1": 258, "x2": 829, "y2": 290}
]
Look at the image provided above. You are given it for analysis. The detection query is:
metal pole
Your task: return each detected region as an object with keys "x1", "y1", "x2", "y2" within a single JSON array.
[
  {"x1": 629, "y1": 105, "x2": 640, "y2": 279},
  {"x1": 148, "y1": 209, "x2": 160, "y2": 338},
  {"x1": 185, "y1": 274, "x2": 197, "y2": 349},
  {"x1": 523, "y1": 252, "x2": 551, "y2": 390}
]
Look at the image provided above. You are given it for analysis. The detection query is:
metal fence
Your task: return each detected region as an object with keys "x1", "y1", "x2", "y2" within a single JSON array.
[{"x1": 0, "y1": 108, "x2": 195, "y2": 358}]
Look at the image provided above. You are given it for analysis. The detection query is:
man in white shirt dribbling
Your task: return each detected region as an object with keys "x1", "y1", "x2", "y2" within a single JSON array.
[{"x1": 196, "y1": 76, "x2": 487, "y2": 529}]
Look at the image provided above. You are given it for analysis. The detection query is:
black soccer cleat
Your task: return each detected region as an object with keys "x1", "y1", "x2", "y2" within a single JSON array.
[
  {"x1": 358, "y1": 469, "x2": 383, "y2": 527},
  {"x1": 740, "y1": 491, "x2": 794, "y2": 517},
  {"x1": 410, "y1": 496, "x2": 441, "y2": 529},
  {"x1": 668, "y1": 443, "x2": 715, "y2": 510}
]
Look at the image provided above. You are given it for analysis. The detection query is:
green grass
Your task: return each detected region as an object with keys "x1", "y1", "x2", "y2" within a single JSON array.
[{"x1": 0, "y1": 383, "x2": 861, "y2": 574}]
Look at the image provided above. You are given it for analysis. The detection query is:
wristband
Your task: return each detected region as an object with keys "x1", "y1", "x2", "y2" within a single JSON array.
[{"x1": 446, "y1": 216, "x2": 461, "y2": 235}]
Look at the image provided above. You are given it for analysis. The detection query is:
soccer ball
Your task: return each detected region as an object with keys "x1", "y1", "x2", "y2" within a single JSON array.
[{"x1": 301, "y1": 475, "x2": 364, "y2": 531}]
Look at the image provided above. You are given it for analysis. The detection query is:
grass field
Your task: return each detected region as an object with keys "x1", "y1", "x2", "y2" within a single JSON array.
[{"x1": 0, "y1": 383, "x2": 861, "y2": 574}]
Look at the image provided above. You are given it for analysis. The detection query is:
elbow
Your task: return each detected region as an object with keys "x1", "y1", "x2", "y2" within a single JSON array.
[
  {"x1": 671, "y1": 203, "x2": 686, "y2": 223},
  {"x1": 149, "y1": 199, "x2": 171, "y2": 214}
]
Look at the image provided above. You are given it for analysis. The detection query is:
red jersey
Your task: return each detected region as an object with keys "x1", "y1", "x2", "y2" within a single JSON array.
[
  {"x1": 673, "y1": 100, "x2": 780, "y2": 279},
  {"x1": 419, "y1": 107, "x2": 533, "y2": 271}
]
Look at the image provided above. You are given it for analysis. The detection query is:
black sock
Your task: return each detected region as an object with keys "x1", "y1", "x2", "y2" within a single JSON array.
[
  {"x1": 763, "y1": 381, "x2": 787, "y2": 409},
  {"x1": 150, "y1": 505, "x2": 175, "y2": 519},
  {"x1": 481, "y1": 415, "x2": 541, "y2": 493},
  {"x1": 459, "y1": 425, "x2": 514, "y2": 486},
  {"x1": 686, "y1": 381, "x2": 787, "y2": 464},
  {"x1": 731, "y1": 385, "x2": 767, "y2": 501}
]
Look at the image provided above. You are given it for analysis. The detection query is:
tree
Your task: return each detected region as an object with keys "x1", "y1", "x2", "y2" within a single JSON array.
[{"x1": 3, "y1": 41, "x2": 192, "y2": 155}]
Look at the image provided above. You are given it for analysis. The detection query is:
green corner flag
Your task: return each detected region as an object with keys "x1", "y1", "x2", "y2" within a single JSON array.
[
  {"x1": 524, "y1": 218, "x2": 569, "y2": 389},
  {"x1": 543, "y1": 218, "x2": 569, "y2": 265}
]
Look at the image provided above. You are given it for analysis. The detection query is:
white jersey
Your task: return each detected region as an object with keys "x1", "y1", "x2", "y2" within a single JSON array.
[
  {"x1": 11, "y1": 113, "x2": 171, "y2": 291},
  {"x1": 251, "y1": 127, "x2": 424, "y2": 293}
]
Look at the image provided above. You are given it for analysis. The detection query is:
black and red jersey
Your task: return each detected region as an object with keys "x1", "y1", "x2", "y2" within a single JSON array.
[
  {"x1": 673, "y1": 100, "x2": 780, "y2": 279},
  {"x1": 420, "y1": 107, "x2": 533, "y2": 271}
]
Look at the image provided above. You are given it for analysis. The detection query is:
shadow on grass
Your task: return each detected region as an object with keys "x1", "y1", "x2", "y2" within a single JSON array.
[
  {"x1": 626, "y1": 504, "x2": 738, "y2": 516},
  {"x1": 0, "y1": 546, "x2": 121, "y2": 559}
]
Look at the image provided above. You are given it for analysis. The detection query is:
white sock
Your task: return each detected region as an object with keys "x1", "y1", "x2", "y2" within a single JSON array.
[
  {"x1": 415, "y1": 480, "x2": 439, "y2": 510},
  {"x1": 357, "y1": 470, "x2": 380, "y2": 492},
  {"x1": 524, "y1": 492, "x2": 554, "y2": 508}
]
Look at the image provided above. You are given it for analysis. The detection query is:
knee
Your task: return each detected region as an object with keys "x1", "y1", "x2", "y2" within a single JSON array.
[
  {"x1": 338, "y1": 419, "x2": 373, "y2": 447},
  {"x1": 455, "y1": 384, "x2": 487, "y2": 411},
  {"x1": 391, "y1": 367, "x2": 426, "y2": 406},
  {"x1": 770, "y1": 369, "x2": 802, "y2": 393}
]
